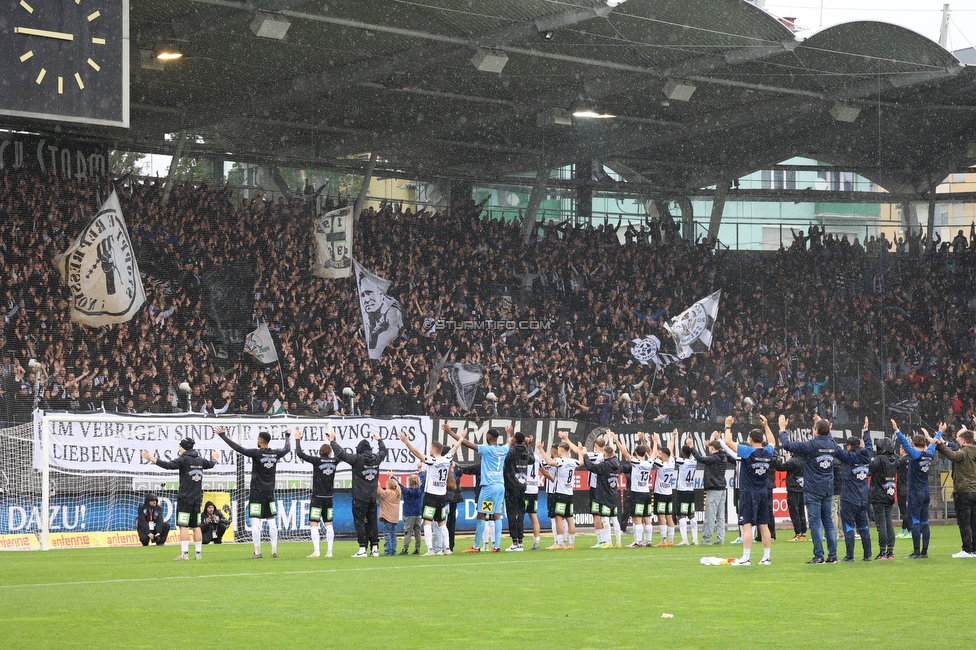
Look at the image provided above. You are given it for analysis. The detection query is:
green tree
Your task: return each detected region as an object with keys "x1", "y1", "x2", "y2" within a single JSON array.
[{"x1": 109, "y1": 150, "x2": 147, "y2": 176}]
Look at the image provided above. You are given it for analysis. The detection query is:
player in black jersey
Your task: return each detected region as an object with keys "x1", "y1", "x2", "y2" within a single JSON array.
[
  {"x1": 141, "y1": 437, "x2": 219, "y2": 560},
  {"x1": 295, "y1": 430, "x2": 338, "y2": 558},
  {"x1": 216, "y1": 426, "x2": 292, "y2": 558}
]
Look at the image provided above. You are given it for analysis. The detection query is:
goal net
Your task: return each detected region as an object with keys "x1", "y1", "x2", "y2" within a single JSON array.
[{"x1": 0, "y1": 413, "x2": 430, "y2": 550}]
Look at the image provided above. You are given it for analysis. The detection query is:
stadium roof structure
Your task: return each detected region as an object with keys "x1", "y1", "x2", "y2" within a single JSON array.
[{"x1": 5, "y1": 0, "x2": 976, "y2": 199}]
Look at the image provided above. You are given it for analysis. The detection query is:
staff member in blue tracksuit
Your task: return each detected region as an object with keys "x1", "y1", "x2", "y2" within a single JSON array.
[
  {"x1": 893, "y1": 418, "x2": 939, "y2": 559},
  {"x1": 834, "y1": 417, "x2": 874, "y2": 562},
  {"x1": 779, "y1": 414, "x2": 839, "y2": 564}
]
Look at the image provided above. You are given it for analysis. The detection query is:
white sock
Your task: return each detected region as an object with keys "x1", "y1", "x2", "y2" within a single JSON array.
[
  {"x1": 194, "y1": 541, "x2": 202, "y2": 555},
  {"x1": 326, "y1": 525, "x2": 335, "y2": 553},
  {"x1": 485, "y1": 520, "x2": 494, "y2": 547},
  {"x1": 644, "y1": 524, "x2": 654, "y2": 544},
  {"x1": 534, "y1": 536, "x2": 540, "y2": 545},
  {"x1": 311, "y1": 525, "x2": 321, "y2": 554},
  {"x1": 251, "y1": 519, "x2": 263, "y2": 554},
  {"x1": 568, "y1": 533, "x2": 575, "y2": 546},
  {"x1": 668, "y1": 526, "x2": 675, "y2": 542},
  {"x1": 691, "y1": 520, "x2": 699, "y2": 544},
  {"x1": 679, "y1": 518, "x2": 688, "y2": 543},
  {"x1": 180, "y1": 540, "x2": 189, "y2": 555},
  {"x1": 634, "y1": 525, "x2": 643, "y2": 545},
  {"x1": 611, "y1": 517, "x2": 622, "y2": 546},
  {"x1": 439, "y1": 524, "x2": 449, "y2": 550},
  {"x1": 741, "y1": 548, "x2": 751, "y2": 561},
  {"x1": 268, "y1": 519, "x2": 278, "y2": 553},
  {"x1": 660, "y1": 524, "x2": 668, "y2": 541},
  {"x1": 424, "y1": 523, "x2": 433, "y2": 551},
  {"x1": 763, "y1": 547, "x2": 771, "y2": 560},
  {"x1": 555, "y1": 533, "x2": 564, "y2": 546},
  {"x1": 562, "y1": 520, "x2": 569, "y2": 537}
]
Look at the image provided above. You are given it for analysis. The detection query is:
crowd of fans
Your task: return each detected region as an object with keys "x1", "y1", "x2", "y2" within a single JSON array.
[{"x1": 2, "y1": 167, "x2": 976, "y2": 431}]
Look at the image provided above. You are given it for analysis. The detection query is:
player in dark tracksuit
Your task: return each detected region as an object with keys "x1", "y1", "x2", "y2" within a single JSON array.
[
  {"x1": 893, "y1": 419, "x2": 939, "y2": 558},
  {"x1": 779, "y1": 415, "x2": 839, "y2": 564},
  {"x1": 834, "y1": 418, "x2": 874, "y2": 562},
  {"x1": 771, "y1": 452, "x2": 806, "y2": 541},
  {"x1": 295, "y1": 431, "x2": 339, "y2": 558},
  {"x1": 503, "y1": 433, "x2": 533, "y2": 551},
  {"x1": 141, "y1": 437, "x2": 218, "y2": 559},
  {"x1": 331, "y1": 432, "x2": 388, "y2": 557},
  {"x1": 869, "y1": 436, "x2": 899, "y2": 560},
  {"x1": 217, "y1": 426, "x2": 292, "y2": 558},
  {"x1": 581, "y1": 442, "x2": 622, "y2": 548}
]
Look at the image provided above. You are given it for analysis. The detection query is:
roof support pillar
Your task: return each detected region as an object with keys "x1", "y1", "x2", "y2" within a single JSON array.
[
  {"x1": 926, "y1": 194, "x2": 937, "y2": 245},
  {"x1": 575, "y1": 159, "x2": 592, "y2": 227},
  {"x1": 708, "y1": 180, "x2": 729, "y2": 241},
  {"x1": 161, "y1": 129, "x2": 188, "y2": 207},
  {"x1": 354, "y1": 151, "x2": 378, "y2": 222},
  {"x1": 676, "y1": 195, "x2": 694, "y2": 241},
  {"x1": 521, "y1": 166, "x2": 550, "y2": 243}
]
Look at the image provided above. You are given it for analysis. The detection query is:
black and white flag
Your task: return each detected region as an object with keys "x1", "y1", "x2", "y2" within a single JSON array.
[
  {"x1": 630, "y1": 334, "x2": 678, "y2": 367},
  {"x1": 55, "y1": 190, "x2": 145, "y2": 327},
  {"x1": 888, "y1": 399, "x2": 919, "y2": 415},
  {"x1": 244, "y1": 322, "x2": 279, "y2": 364},
  {"x1": 312, "y1": 205, "x2": 354, "y2": 279},
  {"x1": 353, "y1": 260, "x2": 405, "y2": 360},
  {"x1": 445, "y1": 362, "x2": 484, "y2": 411},
  {"x1": 664, "y1": 290, "x2": 721, "y2": 359}
]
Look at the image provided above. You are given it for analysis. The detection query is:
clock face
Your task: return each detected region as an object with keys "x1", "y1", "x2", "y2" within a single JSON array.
[{"x1": 0, "y1": 0, "x2": 128, "y2": 126}]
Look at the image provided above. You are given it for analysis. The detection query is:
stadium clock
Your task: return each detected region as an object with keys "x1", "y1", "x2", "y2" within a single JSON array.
[{"x1": 0, "y1": 0, "x2": 129, "y2": 127}]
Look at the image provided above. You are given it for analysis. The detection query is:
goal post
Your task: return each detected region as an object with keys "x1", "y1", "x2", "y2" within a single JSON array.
[{"x1": 0, "y1": 412, "x2": 433, "y2": 551}]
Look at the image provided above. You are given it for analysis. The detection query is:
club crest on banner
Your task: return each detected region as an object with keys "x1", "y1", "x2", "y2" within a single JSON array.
[{"x1": 312, "y1": 205, "x2": 354, "y2": 279}]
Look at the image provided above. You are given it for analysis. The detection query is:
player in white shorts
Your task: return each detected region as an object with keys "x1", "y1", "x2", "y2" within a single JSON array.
[
  {"x1": 618, "y1": 432, "x2": 657, "y2": 547},
  {"x1": 536, "y1": 437, "x2": 578, "y2": 550},
  {"x1": 674, "y1": 437, "x2": 699, "y2": 546},
  {"x1": 399, "y1": 428, "x2": 467, "y2": 555},
  {"x1": 652, "y1": 432, "x2": 677, "y2": 546}
]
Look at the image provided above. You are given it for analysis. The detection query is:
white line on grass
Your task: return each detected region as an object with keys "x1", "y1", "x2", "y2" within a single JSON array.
[{"x1": 1, "y1": 553, "x2": 677, "y2": 590}]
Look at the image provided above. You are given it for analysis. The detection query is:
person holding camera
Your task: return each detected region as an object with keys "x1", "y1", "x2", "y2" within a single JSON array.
[
  {"x1": 136, "y1": 493, "x2": 170, "y2": 546},
  {"x1": 201, "y1": 501, "x2": 230, "y2": 544}
]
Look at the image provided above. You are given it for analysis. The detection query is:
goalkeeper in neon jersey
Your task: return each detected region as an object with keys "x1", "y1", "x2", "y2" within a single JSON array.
[
  {"x1": 140, "y1": 437, "x2": 219, "y2": 560},
  {"x1": 446, "y1": 425, "x2": 512, "y2": 553}
]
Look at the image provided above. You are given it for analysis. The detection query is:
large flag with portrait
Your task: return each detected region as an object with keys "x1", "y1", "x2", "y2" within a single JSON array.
[
  {"x1": 353, "y1": 260, "x2": 405, "y2": 360},
  {"x1": 55, "y1": 190, "x2": 146, "y2": 327},
  {"x1": 312, "y1": 205, "x2": 354, "y2": 279},
  {"x1": 663, "y1": 290, "x2": 721, "y2": 359},
  {"x1": 244, "y1": 322, "x2": 279, "y2": 364}
]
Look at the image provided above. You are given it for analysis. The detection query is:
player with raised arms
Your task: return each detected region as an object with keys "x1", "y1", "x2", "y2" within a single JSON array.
[
  {"x1": 536, "y1": 432, "x2": 579, "y2": 550},
  {"x1": 447, "y1": 425, "x2": 512, "y2": 553},
  {"x1": 216, "y1": 426, "x2": 292, "y2": 558},
  {"x1": 295, "y1": 428, "x2": 338, "y2": 558},
  {"x1": 618, "y1": 432, "x2": 657, "y2": 547},
  {"x1": 725, "y1": 415, "x2": 775, "y2": 566},
  {"x1": 141, "y1": 436, "x2": 219, "y2": 560},
  {"x1": 399, "y1": 423, "x2": 468, "y2": 555}
]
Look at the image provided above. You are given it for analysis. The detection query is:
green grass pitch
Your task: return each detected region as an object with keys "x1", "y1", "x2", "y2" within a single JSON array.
[{"x1": 2, "y1": 525, "x2": 975, "y2": 649}]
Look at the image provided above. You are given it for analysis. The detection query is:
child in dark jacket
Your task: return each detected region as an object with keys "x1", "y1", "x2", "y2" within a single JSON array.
[{"x1": 400, "y1": 472, "x2": 424, "y2": 555}]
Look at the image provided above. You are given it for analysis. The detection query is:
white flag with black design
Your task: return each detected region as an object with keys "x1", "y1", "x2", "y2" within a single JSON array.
[
  {"x1": 55, "y1": 190, "x2": 146, "y2": 327},
  {"x1": 664, "y1": 290, "x2": 721, "y2": 359},
  {"x1": 630, "y1": 334, "x2": 679, "y2": 367},
  {"x1": 354, "y1": 260, "x2": 405, "y2": 360},
  {"x1": 445, "y1": 362, "x2": 484, "y2": 411},
  {"x1": 244, "y1": 322, "x2": 279, "y2": 364},
  {"x1": 312, "y1": 205, "x2": 354, "y2": 279}
]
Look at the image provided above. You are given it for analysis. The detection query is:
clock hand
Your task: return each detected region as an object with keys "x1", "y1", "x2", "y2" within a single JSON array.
[{"x1": 14, "y1": 27, "x2": 74, "y2": 41}]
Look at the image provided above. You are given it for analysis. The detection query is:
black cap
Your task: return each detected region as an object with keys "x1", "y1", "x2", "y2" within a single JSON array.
[{"x1": 180, "y1": 437, "x2": 195, "y2": 450}]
